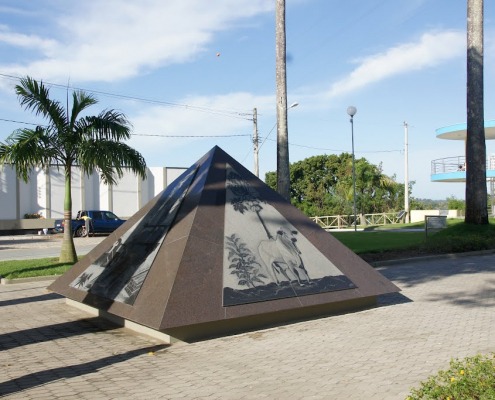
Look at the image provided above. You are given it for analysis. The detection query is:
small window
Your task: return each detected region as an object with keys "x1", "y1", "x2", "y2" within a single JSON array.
[{"x1": 105, "y1": 211, "x2": 118, "y2": 220}]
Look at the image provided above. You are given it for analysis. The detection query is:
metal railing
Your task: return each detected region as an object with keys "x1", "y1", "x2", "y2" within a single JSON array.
[
  {"x1": 431, "y1": 155, "x2": 495, "y2": 175},
  {"x1": 431, "y1": 156, "x2": 466, "y2": 174},
  {"x1": 310, "y1": 211, "x2": 406, "y2": 230}
]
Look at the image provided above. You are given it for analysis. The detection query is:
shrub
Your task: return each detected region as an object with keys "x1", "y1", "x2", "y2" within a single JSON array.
[
  {"x1": 24, "y1": 213, "x2": 43, "y2": 219},
  {"x1": 407, "y1": 353, "x2": 495, "y2": 399}
]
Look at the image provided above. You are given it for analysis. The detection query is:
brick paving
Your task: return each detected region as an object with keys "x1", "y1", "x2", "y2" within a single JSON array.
[{"x1": 0, "y1": 253, "x2": 494, "y2": 399}]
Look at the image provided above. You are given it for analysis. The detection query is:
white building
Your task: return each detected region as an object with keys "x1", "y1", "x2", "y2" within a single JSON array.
[{"x1": 0, "y1": 165, "x2": 186, "y2": 231}]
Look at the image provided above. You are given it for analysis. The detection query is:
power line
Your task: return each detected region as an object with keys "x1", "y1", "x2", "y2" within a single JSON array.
[
  {"x1": 261, "y1": 137, "x2": 402, "y2": 154},
  {"x1": 0, "y1": 72, "x2": 252, "y2": 121},
  {"x1": 0, "y1": 117, "x2": 251, "y2": 139},
  {"x1": 132, "y1": 133, "x2": 250, "y2": 138},
  {"x1": 0, "y1": 116, "x2": 403, "y2": 153},
  {"x1": 0, "y1": 117, "x2": 44, "y2": 127}
]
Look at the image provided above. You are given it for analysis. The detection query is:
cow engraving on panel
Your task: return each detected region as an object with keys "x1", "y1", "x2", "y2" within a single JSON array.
[{"x1": 258, "y1": 228, "x2": 311, "y2": 286}]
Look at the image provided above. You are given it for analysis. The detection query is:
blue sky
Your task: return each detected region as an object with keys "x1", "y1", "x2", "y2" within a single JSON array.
[{"x1": 0, "y1": 0, "x2": 493, "y2": 200}]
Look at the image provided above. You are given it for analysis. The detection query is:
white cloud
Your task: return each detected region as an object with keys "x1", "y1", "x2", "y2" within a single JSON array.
[
  {"x1": 327, "y1": 30, "x2": 465, "y2": 99},
  {"x1": 0, "y1": 0, "x2": 273, "y2": 83},
  {"x1": 0, "y1": 29, "x2": 57, "y2": 54},
  {"x1": 125, "y1": 91, "x2": 274, "y2": 161}
]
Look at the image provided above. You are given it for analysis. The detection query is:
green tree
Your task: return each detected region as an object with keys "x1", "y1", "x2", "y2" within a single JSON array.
[
  {"x1": 0, "y1": 76, "x2": 146, "y2": 263},
  {"x1": 265, "y1": 153, "x2": 402, "y2": 216},
  {"x1": 465, "y1": 0, "x2": 487, "y2": 224},
  {"x1": 447, "y1": 195, "x2": 466, "y2": 211}
]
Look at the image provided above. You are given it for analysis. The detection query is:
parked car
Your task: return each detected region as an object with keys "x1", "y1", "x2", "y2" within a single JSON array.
[{"x1": 54, "y1": 210, "x2": 125, "y2": 237}]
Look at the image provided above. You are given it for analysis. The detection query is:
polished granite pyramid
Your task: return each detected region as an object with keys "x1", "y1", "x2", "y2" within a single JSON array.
[{"x1": 49, "y1": 146, "x2": 400, "y2": 341}]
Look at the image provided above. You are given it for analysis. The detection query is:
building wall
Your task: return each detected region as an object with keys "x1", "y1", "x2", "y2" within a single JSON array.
[
  {"x1": 0, "y1": 165, "x2": 187, "y2": 223},
  {"x1": 410, "y1": 209, "x2": 462, "y2": 223},
  {"x1": 0, "y1": 165, "x2": 17, "y2": 219}
]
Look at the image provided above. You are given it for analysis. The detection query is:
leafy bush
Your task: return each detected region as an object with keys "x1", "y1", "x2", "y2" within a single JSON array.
[
  {"x1": 446, "y1": 195, "x2": 465, "y2": 211},
  {"x1": 24, "y1": 213, "x2": 43, "y2": 219},
  {"x1": 407, "y1": 353, "x2": 495, "y2": 399}
]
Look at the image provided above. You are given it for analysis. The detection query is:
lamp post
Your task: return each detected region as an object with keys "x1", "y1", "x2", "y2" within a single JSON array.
[
  {"x1": 404, "y1": 121, "x2": 410, "y2": 223},
  {"x1": 347, "y1": 106, "x2": 357, "y2": 231}
]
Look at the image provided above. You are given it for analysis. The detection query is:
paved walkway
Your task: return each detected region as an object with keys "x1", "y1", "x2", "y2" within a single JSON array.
[
  {"x1": 0, "y1": 235, "x2": 105, "y2": 261},
  {"x1": 0, "y1": 253, "x2": 494, "y2": 399}
]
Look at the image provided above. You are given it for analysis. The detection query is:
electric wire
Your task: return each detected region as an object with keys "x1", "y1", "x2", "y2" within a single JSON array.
[{"x1": 0, "y1": 73, "x2": 252, "y2": 121}]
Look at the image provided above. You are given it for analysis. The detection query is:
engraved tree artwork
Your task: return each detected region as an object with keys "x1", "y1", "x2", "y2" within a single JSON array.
[
  {"x1": 227, "y1": 171, "x2": 272, "y2": 239},
  {"x1": 225, "y1": 234, "x2": 267, "y2": 288}
]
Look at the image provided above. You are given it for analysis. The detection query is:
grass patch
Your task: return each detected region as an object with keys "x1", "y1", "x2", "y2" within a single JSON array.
[
  {"x1": 331, "y1": 231, "x2": 425, "y2": 254},
  {"x1": 331, "y1": 220, "x2": 495, "y2": 259},
  {"x1": 423, "y1": 221, "x2": 495, "y2": 253},
  {"x1": 0, "y1": 257, "x2": 77, "y2": 279},
  {"x1": 407, "y1": 353, "x2": 495, "y2": 399}
]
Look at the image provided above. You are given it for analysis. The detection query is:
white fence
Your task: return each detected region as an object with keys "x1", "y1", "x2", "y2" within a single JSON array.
[{"x1": 310, "y1": 209, "x2": 462, "y2": 230}]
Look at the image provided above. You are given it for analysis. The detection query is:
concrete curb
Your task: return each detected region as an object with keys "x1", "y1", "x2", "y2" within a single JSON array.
[
  {"x1": 0, "y1": 275, "x2": 59, "y2": 285},
  {"x1": 371, "y1": 248, "x2": 495, "y2": 267}
]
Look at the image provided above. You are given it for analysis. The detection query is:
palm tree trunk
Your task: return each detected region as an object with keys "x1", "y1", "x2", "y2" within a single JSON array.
[
  {"x1": 275, "y1": 0, "x2": 290, "y2": 201},
  {"x1": 59, "y1": 165, "x2": 77, "y2": 263},
  {"x1": 465, "y1": 0, "x2": 488, "y2": 224}
]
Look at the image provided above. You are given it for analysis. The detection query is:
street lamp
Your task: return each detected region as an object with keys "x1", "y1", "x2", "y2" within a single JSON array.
[
  {"x1": 347, "y1": 106, "x2": 357, "y2": 231},
  {"x1": 404, "y1": 121, "x2": 410, "y2": 223}
]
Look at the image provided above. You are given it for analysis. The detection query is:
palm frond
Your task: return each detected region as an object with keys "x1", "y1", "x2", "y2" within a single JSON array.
[
  {"x1": 15, "y1": 76, "x2": 66, "y2": 129},
  {"x1": 69, "y1": 90, "x2": 98, "y2": 128},
  {"x1": 78, "y1": 139, "x2": 146, "y2": 184},
  {"x1": 78, "y1": 110, "x2": 132, "y2": 141},
  {"x1": 0, "y1": 127, "x2": 58, "y2": 181}
]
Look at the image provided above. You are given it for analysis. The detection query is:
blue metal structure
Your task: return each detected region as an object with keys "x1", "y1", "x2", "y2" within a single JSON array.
[{"x1": 431, "y1": 120, "x2": 495, "y2": 182}]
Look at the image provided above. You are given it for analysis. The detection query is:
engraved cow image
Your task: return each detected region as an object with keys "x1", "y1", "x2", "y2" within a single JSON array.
[{"x1": 258, "y1": 228, "x2": 311, "y2": 286}]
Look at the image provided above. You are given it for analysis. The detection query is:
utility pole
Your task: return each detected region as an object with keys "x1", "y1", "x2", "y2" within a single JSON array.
[
  {"x1": 275, "y1": 0, "x2": 290, "y2": 201},
  {"x1": 404, "y1": 121, "x2": 410, "y2": 223},
  {"x1": 253, "y1": 107, "x2": 259, "y2": 177}
]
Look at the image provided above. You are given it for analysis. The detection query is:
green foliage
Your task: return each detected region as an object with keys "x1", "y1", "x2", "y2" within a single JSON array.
[
  {"x1": 24, "y1": 213, "x2": 43, "y2": 219},
  {"x1": 265, "y1": 153, "x2": 403, "y2": 217},
  {"x1": 447, "y1": 195, "x2": 465, "y2": 211},
  {"x1": 411, "y1": 198, "x2": 449, "y2": 210},
  {"x1": 407, "y1": 353, "x2": 495, "y2": 400},
  {"x1": 265, "y1": 171, "x2": 277, "y2": 193}
]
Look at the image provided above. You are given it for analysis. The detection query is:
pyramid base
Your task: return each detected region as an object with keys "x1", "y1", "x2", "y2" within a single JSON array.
[
  {"x1": 164, "y1": 296, "x2": 378, "y2": 342},
  {"x1": 65, "y1": 299, "x2": 175, "y2": 344}
]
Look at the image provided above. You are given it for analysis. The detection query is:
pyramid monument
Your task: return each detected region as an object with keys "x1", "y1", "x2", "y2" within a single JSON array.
[{"x1": 49, "y1": 146, "x2": 400, "y2": 342}]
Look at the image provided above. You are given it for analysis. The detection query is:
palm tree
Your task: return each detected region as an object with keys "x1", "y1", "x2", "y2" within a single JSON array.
[
  {"x1": 275, "y1": 0, "x2": 290, "y2": 201},
  {"x1": 465, "y1": 0, "x2": 487, "y2": 224},
  {"x1": 0, "y1": 76, "x2": 147, "y2": 263}
]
